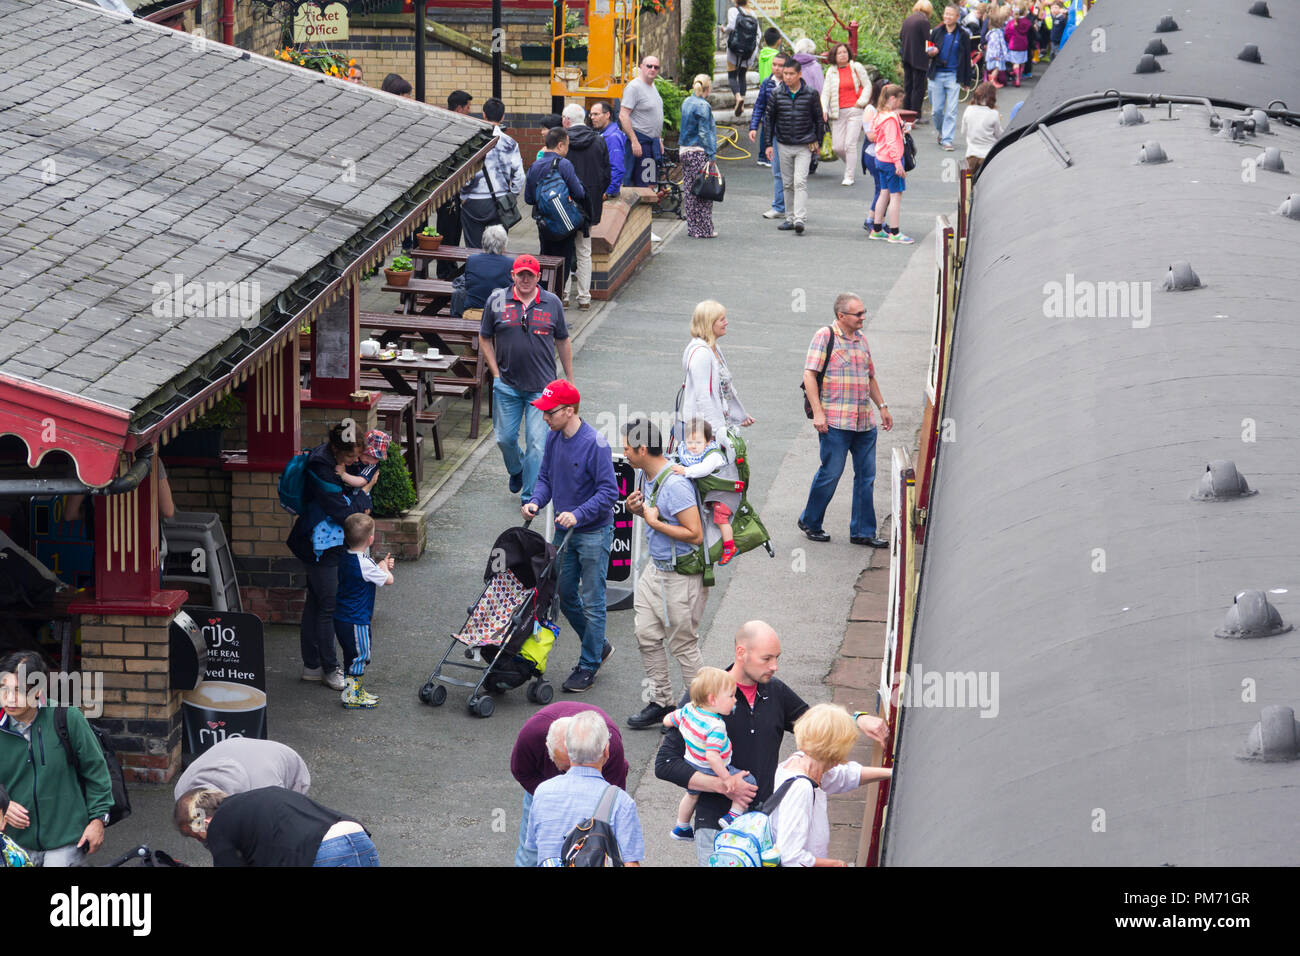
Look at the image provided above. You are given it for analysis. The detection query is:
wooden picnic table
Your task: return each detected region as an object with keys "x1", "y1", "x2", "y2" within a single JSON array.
[
  {"x1": 359, "y1": 352, "x2": 456, "y2": 411},
  {"x1": 383, "y1": 278, "x2": 454, "y2": 316},
  {"x1": 360, "y1": 313, "x2": 491, "y2": 438},
  {"x1": 407, "y1": 245, "x2": 565, "y2": 294}
]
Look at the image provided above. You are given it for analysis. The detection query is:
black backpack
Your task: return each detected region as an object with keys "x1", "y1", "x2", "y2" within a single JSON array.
[
  {"x1": 559, "y1": 785, "x2": 624, "y2": 867},
  {"x1": 728, "y1": 11, "x2": 758, "y2": 62},
  {"x1": 53, "y1": 708, "x2": 132, "y2": 827}
]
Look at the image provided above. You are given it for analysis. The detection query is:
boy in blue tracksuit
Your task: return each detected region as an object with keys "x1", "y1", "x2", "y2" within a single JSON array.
[
  {"x1": 334, "y1": 513, "x2": 395, "y2": 709},
  {"x1": 521, "y1": 379, "x2": 619, "y2": 694}
]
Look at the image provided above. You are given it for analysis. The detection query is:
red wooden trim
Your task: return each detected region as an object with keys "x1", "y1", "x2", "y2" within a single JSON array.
[
  {"x1": 69, "y1": 590, "x2": 189, "y2": 618},
  {"x1": 300, "y1": 391, "x2": 381, "y2": 411},
  {"x1": 0, "y1": 374, "x2": 131, "y2": 488}
]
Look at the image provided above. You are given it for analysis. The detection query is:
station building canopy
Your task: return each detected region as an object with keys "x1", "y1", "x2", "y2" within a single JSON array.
[{"x1": 0, "y1": 0, "x2": 491, "y2": 486}]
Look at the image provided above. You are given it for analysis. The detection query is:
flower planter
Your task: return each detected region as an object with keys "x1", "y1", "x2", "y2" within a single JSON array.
[
  {"x1": 520, "y1": 43, "x2": 552, "y2": 62},
  {"x1": 165, "y1": 428, "x2": 224, "y2": 460},
  {"x1": 384, "y1": 268, "x2": 414, "y2": 287},
  {"x1": 416, "y1": 234, "x2": 442, "y2": 251}
]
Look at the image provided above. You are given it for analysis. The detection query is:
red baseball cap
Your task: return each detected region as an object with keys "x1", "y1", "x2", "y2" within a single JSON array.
[
  {"x1": 512, "y1": 254, "x2": 541, "y2": 275},
  {"x1": 532, "y1": 379, "x2": 580, "y2": 411}
]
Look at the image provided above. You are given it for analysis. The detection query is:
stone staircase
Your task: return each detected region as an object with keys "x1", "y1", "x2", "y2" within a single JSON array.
[{"x1": 706, "y1": 50, "x2": 760, "y2": 124}]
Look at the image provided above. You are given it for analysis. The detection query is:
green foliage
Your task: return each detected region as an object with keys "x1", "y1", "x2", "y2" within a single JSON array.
[
  {"x1": 680, "y1": 0, "x2": 716, "y2": 86},
  {"x1": 777, "y1": 0, "x2": 915, "y2": 82},
  {"x1": 421, "y1": 225, "x2": 441, "y2": 237},
  {"x1": 655, "y1": 76, "x2": 689, "y2": 132},
  {"x1": 389, "y1": 255, "x2": 414, "y2": 272},
  {"x1": 371, "y1": 450, "x2": 418, "y2": 518},
  {"x1": 564, "y1": 8, "x2": 588, "y2": 50},
  {"x1": 189, "y1": 393, "x2": 243, "y2": 431}
]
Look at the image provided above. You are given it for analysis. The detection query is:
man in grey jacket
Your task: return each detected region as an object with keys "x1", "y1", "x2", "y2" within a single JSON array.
[
  {"x1": 173, "y1": 738, "x2": 311, "y2": 801},
  {"x1": 459, "y1": 97, "x2": 526, "y2": 249}
]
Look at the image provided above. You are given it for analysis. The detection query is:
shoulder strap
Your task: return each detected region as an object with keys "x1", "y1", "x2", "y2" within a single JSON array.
[
  {"x1": 761, "y1": 774, "x2": 815, "y2": 815},
  {"x1": 53, "y1": 707, "x2": 80, "y2": 773},
  {"x1": 592, "y1": 784, "x2": 620, "y2": 824},
  {"x1": 818, "y1": 326, "x2": 835, "y2": 376},
  {"x1": 687, "y1": 344, "x2": 713, "y2": 396}
]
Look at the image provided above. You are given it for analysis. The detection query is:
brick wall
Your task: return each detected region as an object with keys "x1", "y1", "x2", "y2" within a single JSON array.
[
  {"x1": 372, "y1": 508, "x2": 427, "y2": 562},
  {"x1": 80, "y1": 613, "x2": 182, "y2": 783},
  {"x1": 182, "y1": 0, "x2": 283, "y2": 55},
  {"x1": 167, "y1": 466, "x2": 232, "y2": 531}
]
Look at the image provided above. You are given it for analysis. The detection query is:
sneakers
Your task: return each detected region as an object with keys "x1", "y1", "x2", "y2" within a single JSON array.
[
  {"x1": 868, "y1": 228, "x2": 889, "y2": 240},
  {"x1": 761, "y1": 208, "x2": 783, "y2": 219},
  {"x1": 323, "y1": 667, "x2": 346, "y2": 691},
  {"x1": 341, "y1": 676, "x2": 378, "y2": 709},
  {"x1": 757, "y1": 159, "x2": 771, "y2": 168},
  {"x1": 777, "y1": 221, "x2": 795, "y2": 231},
  {"x1": 718, "y1": 810, "x2": 740, "y2": 828},
  {"x1": 301, "y1": 666, "x2": 323, "y2": 682},
  {"x1": 670, "y1": 824, "x2": 695, "y2": 842},
  {"x1": 941, "y1": 143, "x2": 954, "y2": 151},
  {"x1": 508, "y1": 472, "x2": 523, "y2": 494},
  {"x1": 840, "y1": 176, "x2": 854, "y2": 186},
  {"x1": 888, "y1": 232, "x2": 916, "y2": 244},
  {"x1": 601, "y1": 642, "x2": 614, "y2": 664},
  {"x1": 794, "y1": 220, "x2": 805, "y2": 235},
  {"x1": 627, "y1": 701, "x2": 674, "y2": 730},
  {"x1": 718, "y1": 540, "x2": 738, "y2": 565},
  {"x1": 562, "y1": 667, "x2": 596, "y2": 693},
  {"x1": 578, "y1": 300, "x2": 591, "y2": 310}
]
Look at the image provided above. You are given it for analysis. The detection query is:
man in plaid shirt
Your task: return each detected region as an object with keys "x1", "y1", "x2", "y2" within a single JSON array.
[{"x1": 798, "y1": 294, "x2": 894, "y2": 547}]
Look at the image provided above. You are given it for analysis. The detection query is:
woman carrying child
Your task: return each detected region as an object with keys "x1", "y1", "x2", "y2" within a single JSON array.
[
  {"x1": 681, "y1": 300, "x2": 754, "y2": 441},
  {"x1": 866, "y1": 84, "x2": 915, "y2": 244},
  {"x1": 334, "y1": 429, "x2": 390, "y2": 514}
]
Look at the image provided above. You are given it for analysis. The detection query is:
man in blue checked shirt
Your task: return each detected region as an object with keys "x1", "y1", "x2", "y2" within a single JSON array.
[{"x1": 524, "y1": 711, "x2": 644, "y2": 865}]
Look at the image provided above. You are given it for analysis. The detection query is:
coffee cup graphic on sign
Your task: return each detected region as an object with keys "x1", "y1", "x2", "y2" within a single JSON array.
[{"x1": 182, "y1": 681, "x2": 268, "y2": 753}]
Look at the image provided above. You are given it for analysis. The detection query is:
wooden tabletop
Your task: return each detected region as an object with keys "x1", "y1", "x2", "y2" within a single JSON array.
[{"x1": 360, "y1": 353, "x2": 456, "y2": 373}]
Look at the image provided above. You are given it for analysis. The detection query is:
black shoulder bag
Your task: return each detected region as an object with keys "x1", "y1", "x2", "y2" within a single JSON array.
[
  {"x1": 800, "y1": 327, "x2": 836, "y2": 419},
  {"x1": 483, "y1": 158, "x2": 522, "y2": 230}
]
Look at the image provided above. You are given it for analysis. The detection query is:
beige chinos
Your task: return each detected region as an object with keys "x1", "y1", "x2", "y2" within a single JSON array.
[{"x1": 633, "y1": 563, "x2": 708, "y2": 707}]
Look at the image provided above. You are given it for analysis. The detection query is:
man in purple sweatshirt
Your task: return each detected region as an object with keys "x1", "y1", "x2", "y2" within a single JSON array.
[{"x1": 522, "y1": 380, "x2": 620, "y2": 694}]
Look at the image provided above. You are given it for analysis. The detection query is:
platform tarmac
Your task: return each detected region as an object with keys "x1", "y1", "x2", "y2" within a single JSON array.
[{"x1": 101, "y1": 88, "x2": 1033, "y2": 865}]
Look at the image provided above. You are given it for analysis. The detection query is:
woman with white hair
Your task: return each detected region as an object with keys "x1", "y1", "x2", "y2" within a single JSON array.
[
  {"x1": 791, "y1": 37, "x2": 825, "y2": 95},
  {"x1": 451, "y1": 223, "x2": 514, "y2": 318},
  {"x1": 767, "y1": 703, "x2": 891, "y2": 866},
  {"x1": 677, "y1": 74, "x2": 720, "y2": 239}
]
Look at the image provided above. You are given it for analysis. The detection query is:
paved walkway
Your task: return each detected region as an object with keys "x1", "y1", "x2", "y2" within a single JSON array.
[{"x1": 103, "y1": 84, "x2": 1037, "y2": 865}]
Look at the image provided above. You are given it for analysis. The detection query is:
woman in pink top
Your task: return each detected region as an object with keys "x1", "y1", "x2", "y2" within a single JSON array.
[{"x1": 867, "y1": 84, "x2": 915, "y2": 244}]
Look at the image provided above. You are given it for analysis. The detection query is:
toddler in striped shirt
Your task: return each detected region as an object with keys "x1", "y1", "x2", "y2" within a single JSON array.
[{"x1": 663, "y1": 667, "x2": 758, "y2": 839}]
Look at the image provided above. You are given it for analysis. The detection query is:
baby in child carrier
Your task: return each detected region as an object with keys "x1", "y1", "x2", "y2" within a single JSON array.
[
  {"x1": 335, "y1": 429, "x2": 390, "y2": 514},
  {"x1": 672, "y1": 418, "x2": 737, "y2": 565}
]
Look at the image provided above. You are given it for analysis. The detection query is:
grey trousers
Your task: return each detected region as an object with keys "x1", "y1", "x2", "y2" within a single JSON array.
[{"x1": 778, "y1": 144, "x2": 813, "y2": 224}]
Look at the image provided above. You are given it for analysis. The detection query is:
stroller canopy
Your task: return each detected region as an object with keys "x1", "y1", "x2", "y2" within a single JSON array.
[{"x1": 483, "y1": 527, "x2": 560, "y2": 607}]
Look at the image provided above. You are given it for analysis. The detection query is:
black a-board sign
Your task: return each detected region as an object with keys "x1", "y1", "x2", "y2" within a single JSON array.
[
  {"x1": 180, "y1": 608, "x2": 268, "y2": 757},
  {"x1": 608, "y1": 455, "x2": 635, "y2": 582}
]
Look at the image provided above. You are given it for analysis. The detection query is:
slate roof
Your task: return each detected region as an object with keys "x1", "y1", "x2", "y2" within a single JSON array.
[
  {"x1": 882, "y1": 102, "x2": 1300, "y2": 865},
  {"x1": 0, "y1": 0, "x2": 490, "y2": 433},
  {"x1": 1004, "y1": 0, "x2": 1300, "y2": 136}
]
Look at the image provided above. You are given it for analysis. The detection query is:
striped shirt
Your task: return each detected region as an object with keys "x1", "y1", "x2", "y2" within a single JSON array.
[
  {"x1": 667, "y1": 702, "x2": 733, "y2": 770},
  {"x1": 805, "y1": 324, "x2": 876, "y2": 432}
]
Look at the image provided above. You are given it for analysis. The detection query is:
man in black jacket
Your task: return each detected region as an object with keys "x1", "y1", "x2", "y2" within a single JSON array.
[
  {"x1": 560, "y1": 103, "x2": 611, "y2": 310},
  {"x1": 927, "y1": 5, "x2": 974, "y2": 150},
  {"x1": 762, "y1": 60, "x2": 825, "y2": 235},
  {"x1": 655, "y1": 621, "x2": 808, "y2": 865},
  {"x1": 898, "y1": 0, "x2": 934, "y2": 117}
]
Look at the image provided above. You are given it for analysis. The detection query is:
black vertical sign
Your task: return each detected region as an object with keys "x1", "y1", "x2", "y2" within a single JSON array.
[
  {"x1": 181, "y1": 608, "x2": 269, "y2": 757},
  {"x1": 608, "y1": 455, "x2": 635, "y2": 582}
]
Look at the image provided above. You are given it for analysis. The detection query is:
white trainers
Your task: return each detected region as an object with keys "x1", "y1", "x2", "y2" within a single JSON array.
[
  {"x1": 840, "y1": 177, "x2": 854, "y2": 186},
  {"x1": 301, "y1": 666, "x2": 323, "y2": 682},
  {"x1": 761, "y1": 208, "x2": 784, "y2": 219},
  {"x1": 323, "y1": 667, "x2": 346, "y2": 691}
]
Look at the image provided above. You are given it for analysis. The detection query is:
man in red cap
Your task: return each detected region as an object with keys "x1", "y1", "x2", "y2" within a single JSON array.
[
  {"x1": 480, "y1": 256, "x2": 573, "y2": 505},
  {"x1": 522, "y1": 379, "x2": 619, "y2": 693}
]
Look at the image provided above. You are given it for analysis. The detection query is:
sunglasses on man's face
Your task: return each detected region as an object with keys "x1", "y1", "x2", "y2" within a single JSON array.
[{"x1": 644, "y1": 63, "x2": 660, "y2": 70}]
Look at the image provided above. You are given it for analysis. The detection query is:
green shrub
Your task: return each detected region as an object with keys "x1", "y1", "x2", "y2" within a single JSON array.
[
  {"x1": 778, "y1": 0, "x2": 913, "y2": 82},
  {"x1": 371, "y1": 450, "x2": 418, "y2": 518},
  {"x1": 656, "y1": 76, "x2": 688, "y2": 132},
  {"x1": 189, "y1": 393, "x2": 244, "y2": 431},
  {"x1": 680, "y1": 0, "x2": 716, "y2": 85}
]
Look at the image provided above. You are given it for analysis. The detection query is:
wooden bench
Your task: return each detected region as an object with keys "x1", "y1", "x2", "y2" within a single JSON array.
[
  {"x1": 375, "y1": 393, "x2": 429, "y2": 485},
  {"x1": 408, "y1": 246, "x2": 565, "y2": 294}
]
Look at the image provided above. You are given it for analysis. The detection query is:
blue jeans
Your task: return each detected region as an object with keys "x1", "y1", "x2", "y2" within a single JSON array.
[
  {"x1": 557, "y1": 523, "x2": 613, "y2": 671},
  {"x1": 515, "y1": 791, "x2": 536, "y2": 867},
  {"x1": 771, "y1": 141, "x2": 785, "y2": 212},
  {"x1": 493, "y1": 379, "x2": 547, "y2": 501},
  {"x1": 627, "y1": 132, "x2": 663, "y2": 187},
  {"x1": 313, "y1": 832, "x2": 380, "y2": 867},
  {"x1": 928, "y1": 70, "x2": 959, "y2": 146},
  {"x1": 800, "y1": 426, "x2": 878, "y2": 539}
]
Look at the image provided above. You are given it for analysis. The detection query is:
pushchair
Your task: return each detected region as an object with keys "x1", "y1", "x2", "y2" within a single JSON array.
[{"x1": 419, "y1": 525, "x2": 570, "y2": 718}]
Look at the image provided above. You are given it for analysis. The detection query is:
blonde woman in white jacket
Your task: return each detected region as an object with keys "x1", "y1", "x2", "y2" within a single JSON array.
[
  {"x1": 680, "y1": 300, "x2": 754, "y2": 444},
  {"x1": 821, "y1": 43, "x2": 874, "y2": 186}
]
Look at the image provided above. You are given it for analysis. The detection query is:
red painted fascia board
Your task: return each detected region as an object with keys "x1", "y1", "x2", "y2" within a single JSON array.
[{"x1": 0, "y1": 373, "x2": 131, "y2": 487}]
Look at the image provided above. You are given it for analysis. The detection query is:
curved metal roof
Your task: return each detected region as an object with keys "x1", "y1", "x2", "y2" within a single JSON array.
[
  {"x1": 883, "y1": 98, "x2": 1300, "y2": 865},
  {"x1": 1004, "y1": 0, "x2": 1299, "y2": 137}
]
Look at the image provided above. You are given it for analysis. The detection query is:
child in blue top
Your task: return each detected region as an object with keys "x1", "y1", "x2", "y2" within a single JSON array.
[
  {"x1": 672, "y1": 418, "x2": 737, "y2": 564},
  {"x1": 333, "y1": 513, "x2": 394, "y2": 709},
  {"x1": 662, "y1": 667, "x2": 757, "y2": 838}
]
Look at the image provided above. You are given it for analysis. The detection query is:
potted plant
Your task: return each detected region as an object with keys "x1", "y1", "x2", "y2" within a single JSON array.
[
  {"x1": 166, "y1": 393, "x2": 244, "y2": 459},
  {"x1": 563, "y1": 8, "x2": 588, "y2": 64},
  {"x1": 384, "y1": 254, "x2": 415, "y2": 287},
  {"x1": 416, "y1": 226, "x2": 442, "y2": 251},
  {"x1": 371, "y1": 449, "x2": 418, "y2": 518}
]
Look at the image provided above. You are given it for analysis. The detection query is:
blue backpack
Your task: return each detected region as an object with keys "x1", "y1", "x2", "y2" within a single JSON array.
[
  {"x1": 278, "y1": 451, "x2": 310, "y2": 514},
  {"x1": 534, "y1": 157, "x2": 584, "y2": 239}
]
